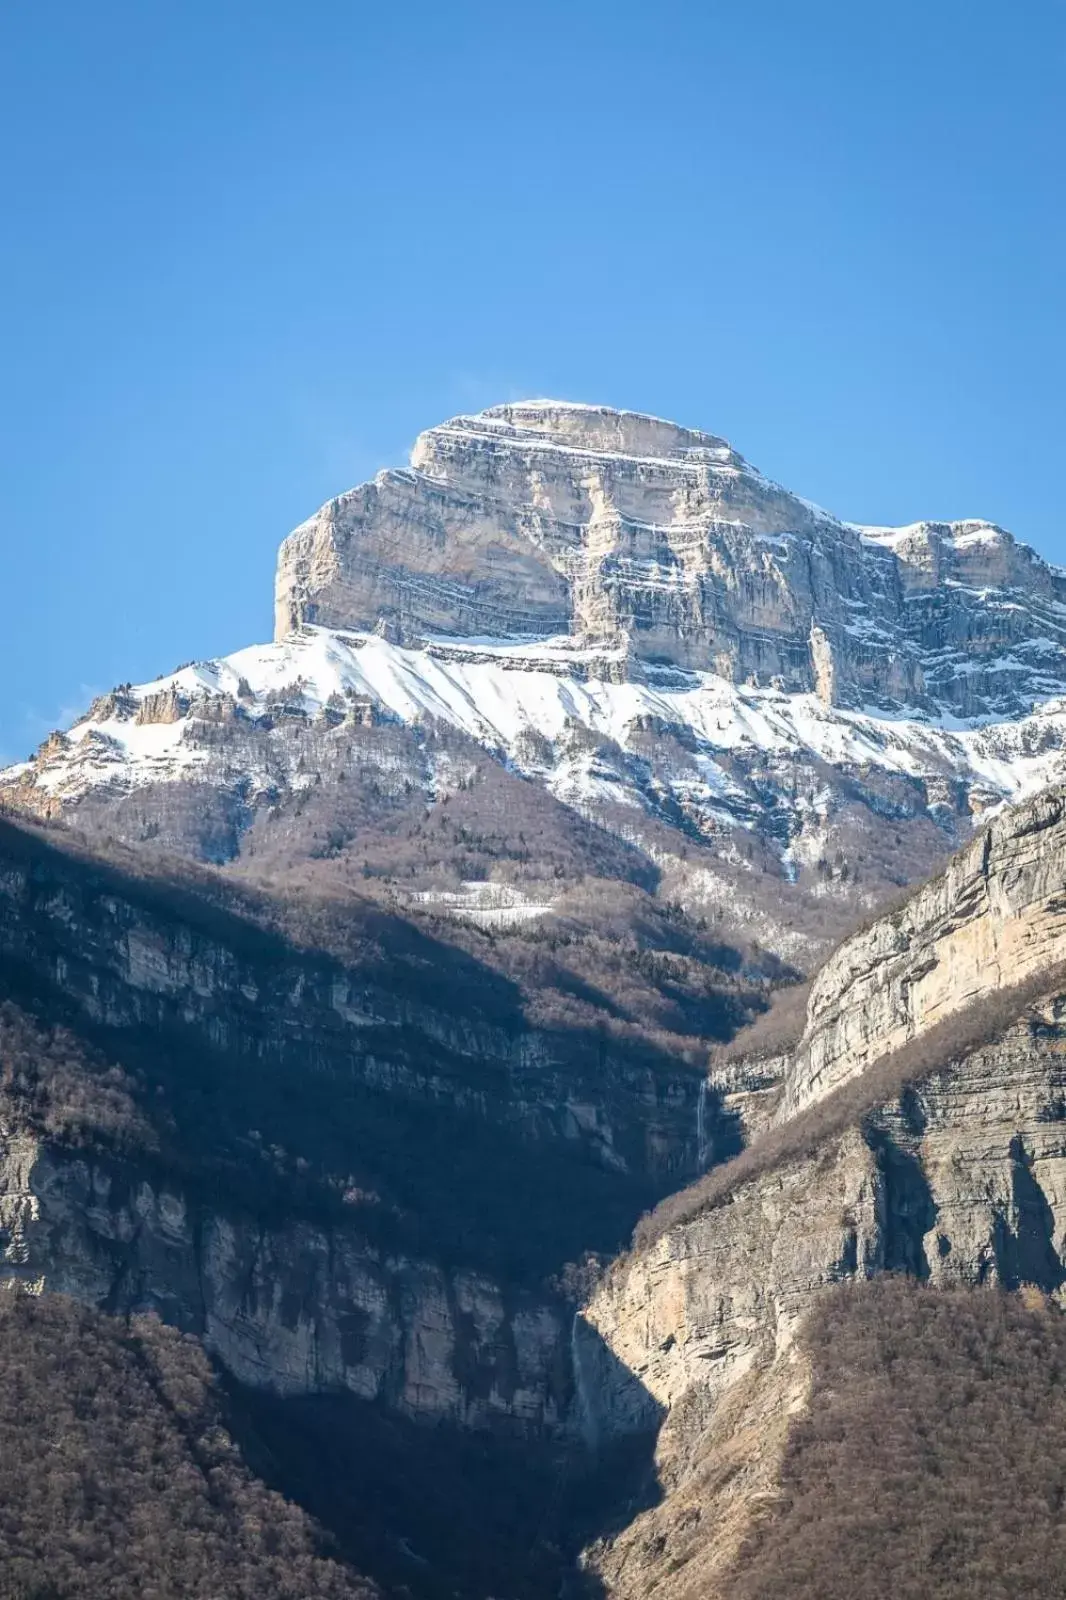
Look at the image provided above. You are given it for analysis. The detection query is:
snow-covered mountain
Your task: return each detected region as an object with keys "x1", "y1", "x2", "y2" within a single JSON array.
[
  {"x1": 277, "y1": 401, "x2": 1066, "y2": 719},
  {"x1": 6, "y1": 401, "x2": 1066, "y2": 962}
]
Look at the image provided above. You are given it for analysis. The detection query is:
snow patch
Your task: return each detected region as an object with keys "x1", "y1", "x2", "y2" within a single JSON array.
[{"x1": 8, "y1": 623, "x2": 1066, "y2": 827}]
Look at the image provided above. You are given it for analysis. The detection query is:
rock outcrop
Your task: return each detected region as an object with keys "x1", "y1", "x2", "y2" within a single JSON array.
[
  {"x1": 583, "y1": 994, "x2": 1066, "y2": 1433},
  {"x1": 578, "y1": 998, "x2": 1066, "y2": 1590},
  {"x1": 0, "y1": 1132, "x2": 569, "y2": 1433},
  {"x1": 581, "y1": 788, "x2": 1066, "y2": 1429},
  {"x1": 785, "y1": 785, "x2": 1066, "y2": 1114},
  {"x1": 574, "y1": 784, "x2": 1066, "y2": 1595},
  {"x1": 275, "y1": 402, "x2": 1066, "y2": 718}
]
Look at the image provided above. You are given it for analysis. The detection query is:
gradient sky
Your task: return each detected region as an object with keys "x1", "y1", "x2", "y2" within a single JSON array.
[{"x1": 1, "y1": 0, "x2": 1063, "y2": 762}]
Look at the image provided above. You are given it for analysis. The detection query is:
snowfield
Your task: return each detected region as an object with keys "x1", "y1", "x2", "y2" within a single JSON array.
[{"x1": 8, "y1": 624, "x2": 1066, "y2": 822}]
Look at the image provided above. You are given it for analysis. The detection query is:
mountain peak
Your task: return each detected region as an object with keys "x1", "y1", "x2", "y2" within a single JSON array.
[
  {"x1": 434, "y1": 400, "x2": 744, "y2": 467},
  {"x1": 273, "y1": 402, "x2": 1066, "y2": 721}
]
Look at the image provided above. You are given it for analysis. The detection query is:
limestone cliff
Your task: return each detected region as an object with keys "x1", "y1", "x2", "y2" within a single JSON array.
[
  {"x1": 584, "y1": 997, "x2": 1066, "y2": 1433},
  {"x1": 275, "y1": 402, "x2": 1066, "y2": 719},
  {"x1": 0, "y1": 1132, "x2": 569, "y2": 1433},
  {"x1": 0, "y1": 815, "x2": 726, "y2": 1437},
  {"x1": 784, "y1": 785, "x2": 1066, "y2": 1114},
  {"x1": 577, "y1": 784, "x2": 1066, "y2": 1597}
]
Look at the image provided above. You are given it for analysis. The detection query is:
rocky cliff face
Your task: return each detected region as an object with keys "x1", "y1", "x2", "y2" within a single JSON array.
[
  {"x1": 785, "y1": 785, "x2": 1066, "y2": 1113},
  {"x1": 575, "y1": 784, "x2": 1066, "y2": 1596},
  {"x1": 578, "y1": 999, "x2": 1066, "y2": 1592},
  {"x1": 583, "y1": 993, "x2": 1066, "y2": 1434},
  {"x1": 1, "y1": 1134, "x2": 569, "y2": 1432},
  {"x1": 276, "y1": 401, "x2": 1066, "y2": 718},
  {"x1": 580, "y1": 790, "x2": 1066, "y2": 1428},
  {"x1": 0, "y1": 816, "x2": 735, "y2": 1438}
]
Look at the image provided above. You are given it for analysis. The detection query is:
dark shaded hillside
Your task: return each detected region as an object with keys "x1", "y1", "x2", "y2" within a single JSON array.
[
  {"x1": 231, "y1": 1385, "x2": 586, "y2": 1600},
  {"x1": 0, "y1": 811, "x2": 752, "y2": 1283},
  {"x1": 0, "y1": 1293, "x2": 372, "y2": 1600},
  {"x1": 731, "y1": 1277, "x2": 1066, "y2": 1600}
]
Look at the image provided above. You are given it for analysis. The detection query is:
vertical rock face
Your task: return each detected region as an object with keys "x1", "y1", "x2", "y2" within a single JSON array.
[
  {"x1": 0, "y1": 818, "x2": 715, "y2": 1438},
  {"x1": 784, "y1": 786, "x2": 1066, "y2": 1115},
  {"x1": 0, "y1": 823, "x2": 707, "y2": 1190},
  {"x1": 574, "y1": 785, "x2": 1066, "y2": 1595},
  {"x1": 582, "y1": 785, "x2": 1066, "y2": 1438},
  {"x1": 274, "y1": 401, "x2": 1066, "y2": 718},
  {"x1": 583, "y1": 992, "x2": 1066, "y2": 1420},
  {"x1": 0, "y1": 1136, "x2": 570, "y2": 1433}
]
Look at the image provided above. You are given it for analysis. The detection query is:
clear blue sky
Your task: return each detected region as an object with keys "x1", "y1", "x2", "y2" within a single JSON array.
[{"x1": 1, "y1": 0, "x2": 1063, "y2": 763}]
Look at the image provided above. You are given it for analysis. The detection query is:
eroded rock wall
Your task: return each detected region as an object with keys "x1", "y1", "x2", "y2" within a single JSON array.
[
  {"x1": 0, "y1": 1132, "x2": 569, "y2": 1432},
  {"x1": 583, "y1": 994, "x2": 1066, "y2": 1445},
  {"x1": 784, "y1": 785, "x2": 1066, "y2": 1114},
  {"x1": 274, "y1": 402, "x2": 1066, "y2": 718},
  {"x1": 0, "y1": 821, "x2": 708, "y2": 1437}
]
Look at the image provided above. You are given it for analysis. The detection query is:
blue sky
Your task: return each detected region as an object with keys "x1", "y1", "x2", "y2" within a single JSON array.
[{"x1": 1, "y1": 0, "x2": 1063, "y2": 763}]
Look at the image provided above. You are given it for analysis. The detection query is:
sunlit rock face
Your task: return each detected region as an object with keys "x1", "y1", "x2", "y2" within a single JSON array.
[
  {"x1": 577, "y1": 787, "x2": 1066, "y2": 1597},
  {"x1": 784, "y1": 784, "x2": 1066, "y2": 1114},
  {"x1": 275, "y1": 401, "x2": 1066, "y2": 719}
]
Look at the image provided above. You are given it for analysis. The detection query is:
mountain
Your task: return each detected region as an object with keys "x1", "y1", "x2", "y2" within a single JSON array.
[
  {"x1": 5, "y1": 402, "x2": 1066, "y2": 1597},
  {"x1": 274, "y1": 402, "x2": 1066, "y2": 721},
  {"x1": 7, "y1": 401, "x2": 1066, "y2": 970},
  {"x1": 5, "y1": 759, "x2": 1066, "y2": 1596}
]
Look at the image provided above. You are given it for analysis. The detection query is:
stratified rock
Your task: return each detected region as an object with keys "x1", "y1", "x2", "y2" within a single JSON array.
[
  {"x1": 782, "y1": 786, "x2": 1066, "y2": 1113},
  {"x1": 577, "y1": 783, "x2": 1066, "y2": 1595},
  {"x1": 275, "y1": 402, "x2": 1066, "y2": 719}
]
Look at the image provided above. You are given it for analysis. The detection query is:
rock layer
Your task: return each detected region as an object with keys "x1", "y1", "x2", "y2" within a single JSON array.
[
  {"x1": 276, "y1": 402, "x2": 1066, "y2": 718},
  {"x1": 576, "y1": 785, "x2": 1066, "y2": 1593},
  {"x1": 0, "y1": 817, "x2": 714, "y2": 1436},
  {"x1": 0, "y1": 1133, "x2": 569, "y2": 1432},
  {"x1": 578, "y1": 995, "x2": 1066, "y2": 1587},
  {"x1": 785, "y1": 785, "x2": 1066, "y2": 1114}
]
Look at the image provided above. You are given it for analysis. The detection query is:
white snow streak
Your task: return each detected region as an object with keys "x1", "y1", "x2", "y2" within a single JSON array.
[{"x1": 7, "y1": 624, "x2": 1066, "y2": 816}]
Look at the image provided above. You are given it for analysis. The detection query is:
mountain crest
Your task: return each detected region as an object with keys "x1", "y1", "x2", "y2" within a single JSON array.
[{"x1": 274, "y1": 401, "x2": 1066, "y2": 721}]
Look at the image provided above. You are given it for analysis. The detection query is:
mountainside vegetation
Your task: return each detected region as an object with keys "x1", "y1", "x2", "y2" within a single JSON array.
[
  {"x1": 730, "y1": 1276, "x2": 1066, "y2": 1600},
  {"x1": 0, "y1": 1293, "x2": 373, "y2": 1600}
]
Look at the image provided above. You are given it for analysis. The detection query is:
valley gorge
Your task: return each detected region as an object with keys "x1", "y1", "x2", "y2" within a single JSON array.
[{"x1": 5, "y1": 402, "x2": 1066, "y2": 1598}]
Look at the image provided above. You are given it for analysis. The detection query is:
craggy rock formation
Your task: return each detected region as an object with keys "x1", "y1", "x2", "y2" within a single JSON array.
[
  {"x1": 0, "y1": 1133, "x2": 569, "y2": 1433},
  {"x1": 785, "y1": 786, "x2": 1066, "y2": 1113},
  {"x1": 583, "y1": 1000, "x2": 1066, "y2": 1433},
  {"x1": 576, "y1": 786, "x2": 1066, "y2": 1597},
  {"x1": 276, "y1": 401, "x2": 1066, "y2": 717},
  {"x1": 0, "y1": 817, "x2": 726, "y2": 1437}
]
